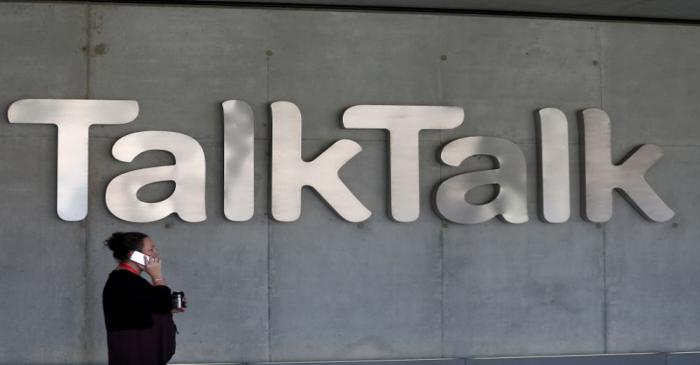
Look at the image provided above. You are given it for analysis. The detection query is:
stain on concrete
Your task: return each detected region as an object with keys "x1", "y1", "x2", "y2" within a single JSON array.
[{"x1": 94, "y1": 43, "x2": 107, "y2": 56}]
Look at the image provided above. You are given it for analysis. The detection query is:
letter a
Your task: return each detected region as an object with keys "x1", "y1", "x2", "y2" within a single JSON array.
[
  {"x1": 435, "y1": 137, "x2": 528, "y2": 224},
  {"x1": 106, "y1": 131, "x2": 207, "y2": 223}
]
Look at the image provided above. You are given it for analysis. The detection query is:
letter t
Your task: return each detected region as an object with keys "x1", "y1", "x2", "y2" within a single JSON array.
[
  {"x1": 8, "y1": 99, "x2": 139, "y2": 221},
  {"x1": 343, "y1": 105, "x2": 463, "y2": 222}
]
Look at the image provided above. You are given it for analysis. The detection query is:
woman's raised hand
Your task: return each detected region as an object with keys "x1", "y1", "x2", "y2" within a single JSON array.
[{"x1": 145, "y1": 255, "x2": 165, "y2": 285}]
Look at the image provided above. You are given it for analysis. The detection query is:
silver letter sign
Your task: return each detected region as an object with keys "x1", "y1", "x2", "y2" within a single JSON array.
[
  {"x1": 105, "y1": 131, "x2": 207, "y2": 223},
  {"x1": 7, "y1": 99, "x2": 138, "y2": 221},
  {"x1": 581, "y1": 109, "x2": 674, "y2": 222},
  {"x1": 6, "y1": 99, "x2": 674, "y2": 224},
  {"x1": 271, "y1": 101, "x2": 371, "y2": 222},
  {"x1": 343, "y1": 105, "x2": 464, "y2": 222},
  {"x1": 223, "y1": 100, "x2": 255, "y2": 221},
  {"x1": 537, "y1": 108, "x2": 571, "y2": 223},
  {"x1": 436, "y1": 137, "x2": 528, "y2": 224}
]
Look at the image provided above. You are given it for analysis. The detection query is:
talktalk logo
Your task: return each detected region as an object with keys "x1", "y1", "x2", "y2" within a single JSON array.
[{"x1": 6, "y1": 99, "x2": 674, "y2": 224}]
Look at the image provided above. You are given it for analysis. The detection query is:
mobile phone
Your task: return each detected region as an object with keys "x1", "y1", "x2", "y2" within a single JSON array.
[{"x1": 129, "y1": 251, "x2": 150, "y2": 266}]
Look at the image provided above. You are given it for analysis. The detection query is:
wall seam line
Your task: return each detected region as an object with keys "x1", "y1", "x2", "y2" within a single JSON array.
[
  {"x1": 86, "y1": 5, "x2": 92, "y2": 99},
  {"x1": 267, "y1": 213, "x2": 272, "y2": 362},
  {"x1": 597, "y1": 22, "x2": 609, "y2": 354},
  {"x1": 266, "y1": 52, "x2": 273, "y2": 363},
  {"x1": 602, "y1": 225, "x2": 609, "y2": 353},
  {"x1": 440, "y1": 229, "x2": 445, "y2": 358},
  {"x1": 597, "y1": 24, "x2": 604, "y2": 109},
  {"x1": 266, "y1": 52, "x2": 271, "y2": 103},
  {"x1": 437, "y1": 15, "x2": 446, "y2": 356},
  {"x1": 81, "y1": 4, "x2": 93, "y2": 363},
  {"x1": 267, "y1": 217, "x2": 272, "y2": 362}
]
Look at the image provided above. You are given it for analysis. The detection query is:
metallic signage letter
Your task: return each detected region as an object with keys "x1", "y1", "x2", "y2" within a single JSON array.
[
  {"x1": 7, "y1": 99, "x2": 138, "y2": 221},
  {"x1": 581, "y1": 109, "x2": 674, "y2": 222},
  {"x1": 105, "y1": 131, "x2": 207, "y2": 223},
  {"x1": 271, "y1": 101, "x2": 371, "y2": 222},
  {"x1": 343, "y1": 105, "x2": 463, "y2": 222},
  {"x1": 537, "y1": 108, "x2": 570, "y2": 223},
  {"x1": 223, "y1": 100, "x2": 254, "y2": 221},
  {"x1": 436, "y1": 137, "x2": 528, "y2": 224}
]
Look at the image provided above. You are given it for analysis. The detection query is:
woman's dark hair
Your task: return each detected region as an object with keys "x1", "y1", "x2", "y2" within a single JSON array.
[{"x1": 104, "y1": 232, "x2": 147, "y2": 261}]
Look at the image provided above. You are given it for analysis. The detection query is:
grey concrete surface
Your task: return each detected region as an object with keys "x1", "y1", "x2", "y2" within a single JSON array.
[
  {"x1": 0, "y1": 5, "x2": 88, "y2": 363},
  {"x1": 269, "y1": 140, "x2": 443, "y2": 360},
  {"x1": 267, "y1": 11, "x2": 443, "y2": 142},
  {"x1": 599, "y1": 23, "x2": 700, "y2": 147},
  {"x1": 0, "y1": 135, "x2": 87, "y2": 364},
  {"x1": 442, "y1": 144, "x2": 606, "y2": 357},
  {"x1": 88, "y1": 5, "x2": 271, "y2": 140},
  {"x1": 1, "y1": 2, "x2": 700, "y2": 364},
  {"x1": 438, "y1": 17, "x2": 600, "y2": 144},
  {"x1": 0, "y1": 3, "x2": 87, "y2": 138},
  {"x1": 605, "y1": 147, "x2": 700, "y2": 352}
]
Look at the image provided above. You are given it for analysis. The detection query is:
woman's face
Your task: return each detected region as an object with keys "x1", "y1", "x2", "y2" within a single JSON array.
[{"x1": 141, "y1": 237, "x2": 158, "y2": 258}]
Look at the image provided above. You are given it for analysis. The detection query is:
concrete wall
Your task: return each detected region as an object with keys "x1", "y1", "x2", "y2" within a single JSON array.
[{"x1": 1, "y1": 2, "x2": 700, "y2": 364}]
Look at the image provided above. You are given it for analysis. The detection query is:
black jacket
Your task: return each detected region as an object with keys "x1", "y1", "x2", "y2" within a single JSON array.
[{"x1": 102, "y1": 269, "x2": 173, "y2": 331}]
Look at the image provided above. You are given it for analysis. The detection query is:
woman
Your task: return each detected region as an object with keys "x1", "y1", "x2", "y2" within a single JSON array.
[{"x1": 102, "y1": 232, "x2": 182, "y2": 365}]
